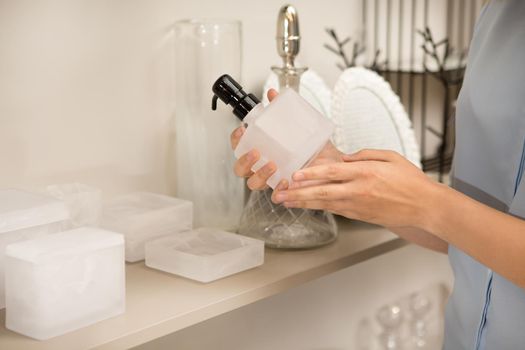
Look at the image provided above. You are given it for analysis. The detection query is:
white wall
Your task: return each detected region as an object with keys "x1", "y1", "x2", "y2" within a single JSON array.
[{"x1": 0, "y1": 0, "x2": 359, "y2": 195}]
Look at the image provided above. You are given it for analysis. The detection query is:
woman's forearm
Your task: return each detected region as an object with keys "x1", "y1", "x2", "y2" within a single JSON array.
[
  {"x1": 422, "y1": 183, "x2": 525, "y2": 288},
  {"x1": 388, "y1": 226, "x2": 448, "y2": 253}
]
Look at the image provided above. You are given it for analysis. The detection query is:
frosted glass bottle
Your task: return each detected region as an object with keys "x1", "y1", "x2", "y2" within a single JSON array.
[{"x1": 212, "y1": 75, "x2": 335, "y2": 188}]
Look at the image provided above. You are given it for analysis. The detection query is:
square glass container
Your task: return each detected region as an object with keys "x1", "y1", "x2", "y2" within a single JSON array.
[
  {"x1": 0, "y1": 189, "x2": 69, "y2": 309},
  {"x1": 100, "y1": 192, "x2": 193, "y2": 262},
  {"x1": 45, "y1": 183, "x2": 102, "y2": 228},
  {"x1": 5, "y1": 227, "x2": 125, "y2": 340},
  {"x1": 145, "y1": 228, "x2": 264, "y2": 283}
]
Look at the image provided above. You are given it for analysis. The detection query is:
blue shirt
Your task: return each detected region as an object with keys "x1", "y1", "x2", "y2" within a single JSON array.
[{"x1": 445, "y1": 1, "x2": 525, "y2": 349}]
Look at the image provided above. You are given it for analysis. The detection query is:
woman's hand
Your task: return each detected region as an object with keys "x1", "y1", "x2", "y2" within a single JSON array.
[
  {"x1": 272, "y1": 149, "x2": 440, "y2": 229},
  {"x1": 230, "y1": 89, "x2": 344, "y2": 191}
]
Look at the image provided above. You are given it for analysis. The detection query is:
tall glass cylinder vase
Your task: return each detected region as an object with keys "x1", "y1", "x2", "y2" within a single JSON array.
[{"x1": 173, "y1": 20, "x2": 244, "y2": 230}]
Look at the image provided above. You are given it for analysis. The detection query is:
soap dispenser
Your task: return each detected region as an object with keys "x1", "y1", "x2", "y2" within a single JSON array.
[{"x1": 212, "y1": 74, "x2": 334, "y2": 188}]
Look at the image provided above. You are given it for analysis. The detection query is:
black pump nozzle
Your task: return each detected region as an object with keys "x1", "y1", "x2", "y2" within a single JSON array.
[{"x1": 211, "y1": 74, "x2": 260, "y2": 121}]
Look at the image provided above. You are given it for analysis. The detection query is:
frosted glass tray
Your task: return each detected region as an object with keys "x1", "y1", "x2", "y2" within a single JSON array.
[{"x1": 145, "y1": 228, "x2": 264, "y2": 283}]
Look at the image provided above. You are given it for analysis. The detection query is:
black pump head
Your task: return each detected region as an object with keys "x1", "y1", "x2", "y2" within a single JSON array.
[{"x1": 212, "y1": 74, "x2": 260, "y2": 121}]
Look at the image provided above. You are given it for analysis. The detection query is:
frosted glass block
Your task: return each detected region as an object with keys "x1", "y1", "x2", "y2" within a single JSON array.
[
  {"x1": 0, "y1": 189, "x2": 69, "y2": 309},
  {"x1": 145, "y1": 228, "x2": 264, "y2": 283},
  {"x1": 101, "y1": 192, "x2": 193, "y2": 262},
  {"x1": 45, "y1": 183, "x2": 102, "y2": 228},
  {"x1": 5, "y1": 227, "x2": 125, "y2": 340}
]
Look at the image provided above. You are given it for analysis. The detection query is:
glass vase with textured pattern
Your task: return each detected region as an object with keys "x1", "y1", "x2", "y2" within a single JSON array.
[
  {"x1": 236, "y1": 3, "x2": 338, "y2": 248},
  {"x1": 237, "y1": 188, "x2": 337, "y2": 248}
]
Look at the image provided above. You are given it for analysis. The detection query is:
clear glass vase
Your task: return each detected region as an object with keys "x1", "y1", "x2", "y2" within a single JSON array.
[
  {"x1": 238, "y1": 188, "x2": 338, "y2": 249},
  {"x1": 173, "y1": 19, "x2": 244, "y2": 230}
]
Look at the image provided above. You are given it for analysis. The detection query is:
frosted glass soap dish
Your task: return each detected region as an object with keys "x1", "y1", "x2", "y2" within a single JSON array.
[{"x1": 145, "y1": 228, "x2": 264, "y2": 283}]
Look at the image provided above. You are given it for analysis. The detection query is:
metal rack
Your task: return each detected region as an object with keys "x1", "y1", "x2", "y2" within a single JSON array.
[{"x1": 325, "y1": 0, "x2": 485, "y2": 180}]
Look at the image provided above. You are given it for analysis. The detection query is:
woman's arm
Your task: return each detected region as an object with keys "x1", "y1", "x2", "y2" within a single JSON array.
[
  {"x1": 273, "y1": 149, "x2": 525, "y2": 288},
  {"x1": 427, "y1": 182, "x2": 525, "y2": 287},
  {"x1": 388, "y1": 227, "x2": 448, "y2": 253}
]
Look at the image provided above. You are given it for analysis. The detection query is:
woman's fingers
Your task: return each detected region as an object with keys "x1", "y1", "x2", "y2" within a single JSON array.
[
  {"x1": 267, "y1": 89, "x2": 278, "y2": 102},
  {"x1": 292, "y1": 162, "x2": 363, "y2": 183},
  {"x1": 288, "y1": 179, "x2": 330, "y2": 189},
  {"x1": 273, "y1": 183, "x2": 350, "y2": 204},
  {"x1": 231, "y1": 90, "x2": 278, "y2": 182},
  {"x1": 283, "y1": 200, "x2": 331, "y2": 211},
  {"x1": 234, "y1": 149, "x2": 259, "y2": 177},
  {"x1": 247, "y1": 161, "x2": 277, "y2": 190},
  {"x1": 230, "y1": 92, "x2": 278, "y2": 150},
  {"x1": 230, "y1": 126, "x2": 246, "y2": 150},
  {"x1": 275, "y1": 179, "x2": 289, "y2": 191},
  {"x1": 282, "y1": 198, "x2": 350, "y2": 215},
  {"x1": 343, "y1": 149, "x2": 398, "y2": 162},
  {"x1": 271, "y1": 179, "x2": 289, "y2": 202}
]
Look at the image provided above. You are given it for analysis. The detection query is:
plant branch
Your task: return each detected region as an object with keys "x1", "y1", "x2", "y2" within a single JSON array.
[
  {"x1": 418, "y1": 26, "x2": 466, "y2": 87},
  {"x1": 324, "y1": 28, "x2": 365, "y2": 70}
]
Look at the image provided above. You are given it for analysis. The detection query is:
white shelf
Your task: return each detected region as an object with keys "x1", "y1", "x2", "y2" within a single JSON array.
[{"x1": 0, "y1": 219, "x2": 407, "y2": 350}]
